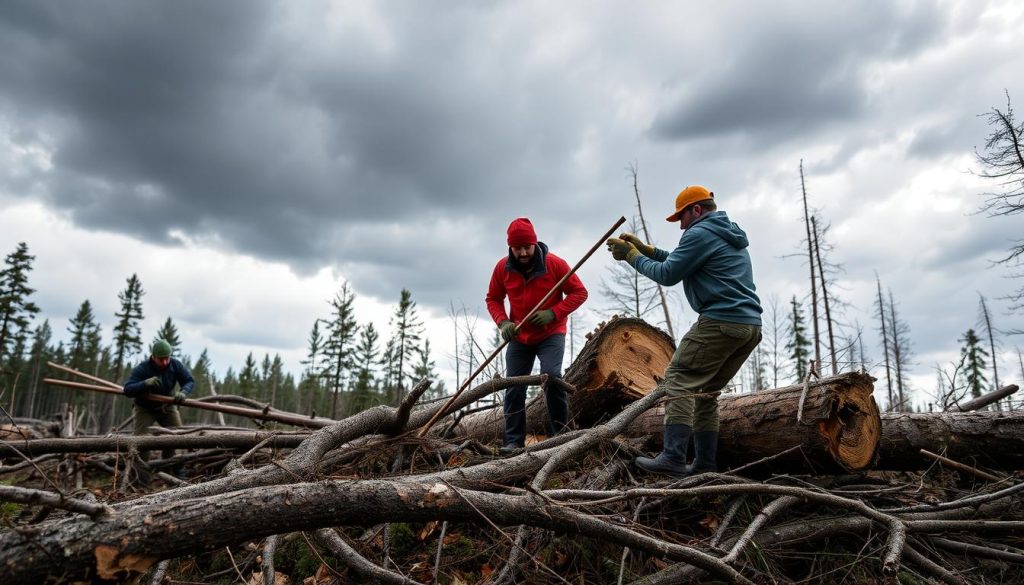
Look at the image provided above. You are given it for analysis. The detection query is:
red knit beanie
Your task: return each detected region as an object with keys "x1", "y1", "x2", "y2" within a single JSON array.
[{"x1": 506, "y1": 217, "x2": 538, "y2": 246}]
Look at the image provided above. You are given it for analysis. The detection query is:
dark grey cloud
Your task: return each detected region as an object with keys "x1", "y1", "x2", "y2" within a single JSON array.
[
  {"x1": 650, "y1": 2, "x2": 947, "y2": 145},
  {"x1": 0, "y1": 1, "x2": 594, "y2": 276}
]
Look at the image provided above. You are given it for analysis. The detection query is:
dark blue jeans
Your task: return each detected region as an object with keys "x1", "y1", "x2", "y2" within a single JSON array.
[{"x1": 503, "y1": 334, "x2": 568, "y2": 448}]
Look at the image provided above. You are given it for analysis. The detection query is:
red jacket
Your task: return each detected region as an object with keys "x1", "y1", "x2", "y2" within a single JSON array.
[{"x1": 486, "y1": 243, "x2": 588, "y2": 345}]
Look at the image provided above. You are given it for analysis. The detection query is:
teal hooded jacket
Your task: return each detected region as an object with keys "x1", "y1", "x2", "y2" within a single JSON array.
[{"x1": 630, "y1": 211, "x2": 762, "y2": 326}]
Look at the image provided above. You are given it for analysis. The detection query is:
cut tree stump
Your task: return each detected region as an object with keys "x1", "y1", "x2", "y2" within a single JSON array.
[
  {"x1": 445, "y1": 316, "x2": 676, "y2": 444},
  {"x1": 628, "y1": 372, "x2": 882, "y2": 473}
]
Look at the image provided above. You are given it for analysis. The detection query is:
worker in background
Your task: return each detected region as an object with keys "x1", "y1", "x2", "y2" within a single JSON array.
[{"x1": 123, "y1": 338, "x2": 194, "y2": 482}]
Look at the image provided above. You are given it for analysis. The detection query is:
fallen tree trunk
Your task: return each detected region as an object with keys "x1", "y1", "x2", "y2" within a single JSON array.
[
  {"x1": 945, "y1": 384, "x2": 1019, "y2": 412},
  {"x1": 449, "y1": 318, "x2": 881, "y2": 473},
  {"x1": 447, "y1": 316, "x2": 675, "y2": 444},
  {"x1": 877, "y1": 411, "x2": 1024, "y2": 470},
  {"x1": 0, "y1": 432, "x2": 309, "y2": 458},
  {"x1": 628, "y1": 372, "x2": 882, "y2": 473}
]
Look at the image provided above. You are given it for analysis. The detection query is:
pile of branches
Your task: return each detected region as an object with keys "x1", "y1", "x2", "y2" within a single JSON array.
[
  {"x1": 1, "y1": 317, "x2": 1023, "y2": 584},
  {"x1": 1, "y1": 379, "x2": 1021, "y2": 584}
]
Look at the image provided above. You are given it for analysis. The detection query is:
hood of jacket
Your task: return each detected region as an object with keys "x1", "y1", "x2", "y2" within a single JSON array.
[{"x1": 689, "y1": 211, "x2": 749, "y2": 249}]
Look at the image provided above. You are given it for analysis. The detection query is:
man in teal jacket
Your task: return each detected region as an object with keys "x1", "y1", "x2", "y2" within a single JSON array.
[{"x1": 606, "y1": 185, "x2": 762, "y2": 477}]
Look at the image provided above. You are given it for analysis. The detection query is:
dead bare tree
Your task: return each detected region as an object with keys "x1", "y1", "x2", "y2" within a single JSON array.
[
  {"x1": 888, "y1": 289, "x2": 914, "y2": 412},
  {"x1": 811, "y1": 215, "x2": 838, "y2": 374},
  {"x1": 875, "y1": 274, "x2": 895, "y2": 410},
  {"x1": 977, "y1": 293, "x2": 1002, "y2": 408},
  {"x1": 975, "y1": 92, "x2": 1024, "y2": 297},
  {"x1": 627, "y1": 161, "x2": 674, "y2": 339},
  {"x1": 600, "y1": 216, "x2": 663, "y2": 320},
  {"x1": 799, "y1": 161, "x2": 822, "y2": 368}
]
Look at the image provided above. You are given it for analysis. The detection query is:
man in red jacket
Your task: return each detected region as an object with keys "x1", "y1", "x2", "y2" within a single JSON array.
[{"x1": 486, "y1": 217, "x2": 589, "y2": 455}]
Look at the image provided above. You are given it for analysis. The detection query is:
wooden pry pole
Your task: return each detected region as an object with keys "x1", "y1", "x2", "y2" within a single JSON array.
[
  {"x1": 43, "y1": 375, "x2": 335, "y2": 429},
  {"x1": 416, "y1": 216, "x2": 627, "y2": 438}
]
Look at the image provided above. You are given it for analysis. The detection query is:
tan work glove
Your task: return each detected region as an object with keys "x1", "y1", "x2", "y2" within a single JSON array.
[{"x1": 619, "y1": 233, "x2": 656, "y2": 257}]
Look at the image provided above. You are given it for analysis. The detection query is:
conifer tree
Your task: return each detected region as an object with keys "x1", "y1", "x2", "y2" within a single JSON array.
[
  {"x1": 785, "y1": 296, "x2": 810, "y2": 382},
  {"x1": 101, "y1": 274, "x2": 146, "y2": 430},
  {"x1": 67, "y1": 300, "x2": 101, "y2": 375},
  {"x1": 267, "y1": 354, "x2": 285, "y2": 406},
  {"x1": 112, "y1": 274, "x2": 145, "y2": 381},
  {"x1": 153, "y1": 317, "x2": 181, "y2": 354},
  {"x1": 238, "y1": 352, "x2": 259, "y2": 399},
  {"x1": 959, "y1": 328, "x2": 989, "y2": 401},
  {"x1": 388, "y1": 289, "x2": 424, "y2": 404},
  {"x1": 414, "y1": 338, "x2": 446, "y2": 399},
  {"x1": 0, "y1": 242, "x2": 40, "y2": 372},
  {"x1": 321, "y1": 283, "x2": 358, "y2": 418},
  {"x1": 23, "y1": 319, "x2": 52, "y2": 418},
  {"x1": 348, "y1": 323, "x2": 381, "y2": 415},
  {"x1": 300, "y1": 320, "x2": 324, "y2": 416}
]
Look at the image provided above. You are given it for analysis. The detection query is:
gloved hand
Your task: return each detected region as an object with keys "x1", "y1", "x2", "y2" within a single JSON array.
[
  {"x1": 606, "y1": 238, "x2": 640, "y2": 262},
  {"x1": 620, "y1": 232, "x2": 656, "y2": 257},
  {"x1": 173, "y1": 390, "x2": 188, "y2": 405},
  {"x1": 144, "y1": 376, "x2": 162, "y2": 389},
  {"x1": 499, "y1": 320, "x2": 518, "y2": 342},
  {"x1": 527, "y1": 309, "x2": 556, "y2": 327}
]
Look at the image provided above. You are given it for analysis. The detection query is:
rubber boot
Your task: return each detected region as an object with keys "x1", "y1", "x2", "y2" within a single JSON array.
[
  {"x1": 634, "y1": 424, "x2": 692, "y2": 478},
  {"x1": 687, "y1": 430, "x2": 719, "y2": 475}
]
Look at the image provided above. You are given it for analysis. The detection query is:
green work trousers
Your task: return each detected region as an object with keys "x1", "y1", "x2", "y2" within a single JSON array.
[
  {"x1": 133, "y1": 404, "x2": 182, "y2": 461},
  {"x1": 663, "y1": 316, "x2": 762, "y2": 431}
]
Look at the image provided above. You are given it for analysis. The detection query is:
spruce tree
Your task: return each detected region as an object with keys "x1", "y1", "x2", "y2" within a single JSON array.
[
  {"x1": 959, "y1": 328, "x2": 989, "y2": 401},
  {"x1": 414, "y1": 338, "x2": 446, "y2": 400},
  {"x1": 348, "y1": 323, "x2": 381, "y2": 415},
  {"x1": 388, "y1": 288, "x2": 424, "y2": 404},
  {"x1": 153, "y1": 317, "x2": 181, "y2": 354},
  {"x1": 785, "y1": 296, "x2": 810, "y2": 382},
  {"x1": 321, "y1": 283, "x2": 358, "y2": 418},
  {"x1": 300, "y1": 320, "x2": 324, "y2": 416},
  {"x1": 112, "y1": 274, "x2": 145, "y2": 381},
  {"x1": 103, "y1": 274, "x2": 145, "y2": 431},
  {"x1": 0, "y1": 242, "x2": 40, "y2": 371},
  {"x1": 24, "y1": 319, "x2": 52, "y2": 418},
  {"x1": 67, "y1": 300, "x2": 101, "y2": 374},
  {"x1": 239, "y1": 352, "x2": 259, "y2": 399}
]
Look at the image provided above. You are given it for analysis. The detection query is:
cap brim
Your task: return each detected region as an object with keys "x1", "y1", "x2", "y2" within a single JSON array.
[{"x1": 666, "y1": 210, "x2": 682, "y2": 222}]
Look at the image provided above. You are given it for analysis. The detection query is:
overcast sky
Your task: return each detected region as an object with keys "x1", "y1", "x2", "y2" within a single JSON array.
[{"x1": 2, "y1": 0, "x2": 1023, "y2": 408}]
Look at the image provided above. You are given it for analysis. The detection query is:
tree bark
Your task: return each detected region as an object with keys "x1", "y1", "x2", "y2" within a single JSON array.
[
  {"x1": 945, "y1": 384, "x2": 1019, "y2": 412},
  {"x1": 877, "y1": 411, "x2": 1024, "y2": 470},
  {"x1": 0, "y1": 432, "x2": 309, "y2": 458},
  {"x1": 627, "y1": 372, "x2": 882, "y2": 473}
]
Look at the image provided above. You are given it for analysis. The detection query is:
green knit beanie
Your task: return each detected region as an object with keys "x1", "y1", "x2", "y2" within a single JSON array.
[{"x1": 152, "y1": 339, "x2": 172, "y2": 358}]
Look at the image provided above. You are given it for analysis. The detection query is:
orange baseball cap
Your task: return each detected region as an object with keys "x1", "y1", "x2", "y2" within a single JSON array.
[{"x1": 666, "y1": 185, "x2": 714, "y2": 221}]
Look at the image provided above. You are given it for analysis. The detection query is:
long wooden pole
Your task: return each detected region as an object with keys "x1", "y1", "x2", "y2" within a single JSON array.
[
  {"x1": 47, "y1": 361, "x2": 122, "y2": 390},
  {"x1": 43, "y1": 378, "x2": 334, "y2": 429},
  {"x1": 417, "y1": 216, "x2": 626, "y2": 438}
]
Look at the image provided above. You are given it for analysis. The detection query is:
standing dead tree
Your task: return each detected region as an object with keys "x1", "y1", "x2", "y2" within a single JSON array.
[
  {"x1": 627, "y1": 162, "x2": 675, "y2": 339},
  {"x1": 799, "y1": 161, "x2": 822, "y2": 369},
  {"x1": 876, "y1": 274, "x2": 895, "y2": 410},
  {"x1": 811, "y1": 215, "x2": 839, "y2": 374}
]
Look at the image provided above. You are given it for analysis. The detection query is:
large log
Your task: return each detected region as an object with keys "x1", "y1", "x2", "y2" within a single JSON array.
[
  {"x1": 446, "y1": 316, "x2": 676, "y2": 443},
  {"x1": 628, "y1": 372, "x2": 882, "y2": 473},
  {"x1": 877, "y1": 411, "x2": 1024, "y2": 470}
]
